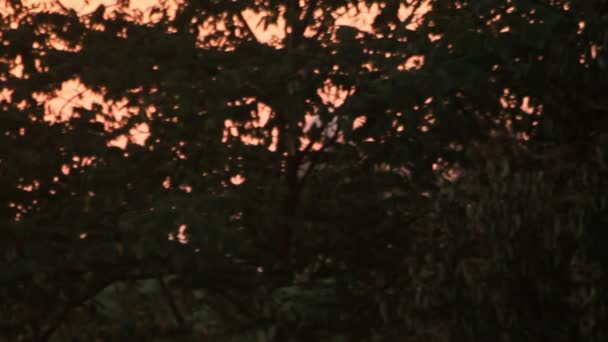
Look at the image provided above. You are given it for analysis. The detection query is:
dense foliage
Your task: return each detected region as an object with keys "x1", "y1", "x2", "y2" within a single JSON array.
[{"x1": 1, "y1": 0, "x2": 607, "y2": 341}]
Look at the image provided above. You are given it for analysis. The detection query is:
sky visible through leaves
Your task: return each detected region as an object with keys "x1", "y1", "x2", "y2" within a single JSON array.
[
  {"x1": 2, "y1": 0, "x2": 607, "y2": 341},
  {"x1": 4, "y1": 0, "x2": 429, "y2": 175}
]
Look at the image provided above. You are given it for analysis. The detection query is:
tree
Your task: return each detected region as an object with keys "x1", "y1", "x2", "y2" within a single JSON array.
[
  {"x1": 419, "y1": 1, "x2": 608, "y2": 340},
  {"x1": 1, "y1": 0, "x2": 607, "y2": 341}
]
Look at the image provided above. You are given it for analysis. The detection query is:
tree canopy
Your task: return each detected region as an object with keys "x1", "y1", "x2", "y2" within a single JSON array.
[{"x1": 1, "y1": 0, "x2": 607, "y2": 341}]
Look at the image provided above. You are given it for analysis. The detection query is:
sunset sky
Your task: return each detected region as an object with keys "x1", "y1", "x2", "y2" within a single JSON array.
[{"x1": 4, "y1": 0, "x2": 429, "y2": 149}]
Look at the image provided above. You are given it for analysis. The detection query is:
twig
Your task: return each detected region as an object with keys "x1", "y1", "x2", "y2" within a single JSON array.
[
  {"x1": 52, "y1": 0, "x2": 70, "y2": 13},
  {"x1": 401, "y1": 0, "x2": 424, "y2": 27},
  {"x1": 292, "y1": 0, "x2": 318, "y2": 42},
  {"x1": 56, "y1": 89, "x2": 87, "y2": 120},
  {"x1": 300, "y1": 0, "x2": 318, "y2": 25},
  {"x1": 237, "y1": 11, "x2": 260, "y2": 43},
  {"x1": 298, "y1": 118, "x2": 340, "y2": 185}
]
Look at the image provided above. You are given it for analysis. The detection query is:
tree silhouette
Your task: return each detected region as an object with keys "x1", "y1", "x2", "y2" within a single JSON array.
[{"x1": 1, "y1": 0, "x2": 607, "y2": 341}]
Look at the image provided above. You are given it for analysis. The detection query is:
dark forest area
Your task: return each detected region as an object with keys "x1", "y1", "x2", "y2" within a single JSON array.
[{"x1": 1, "y1": 0, "x2": 607, "y2": 341}]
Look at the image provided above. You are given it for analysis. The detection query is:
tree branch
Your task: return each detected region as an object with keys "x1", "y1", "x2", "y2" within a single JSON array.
[
  {"x1": 20, "y1": 260, "x2": 176, "y2": 341},
  {"x1": 299, "y1": 120, "x2": 340, "y2": 185},
  {"x1": 292, "y1": 0, "x2": 318, "y2": 44},
  {"x1": 158, "y1": 276, "x2": 186, "y2": 328},
  {"x1": 37, "y1": 277, "x2": 116, "y2": 342},
  {"x1": 401, "y1": 0, "x2": 424, "y2": 27},
  {"x1": 237, "y1": 11, "x2": 260, "y2": 43},
  {"x1": 285, "y1": 0, "x2": 301, "y2": 49},
  {"x1": 56, "y1": 89, "x2": 88, "y2": 120}
]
